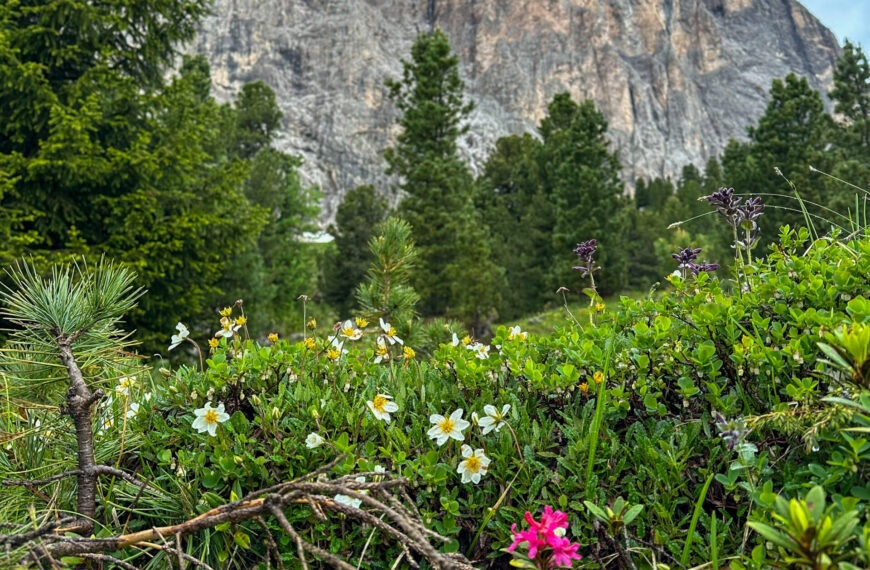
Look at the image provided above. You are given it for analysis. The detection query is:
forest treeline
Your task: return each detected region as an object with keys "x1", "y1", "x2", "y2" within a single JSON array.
[{"x1": 1, "y1": 2, "x2": 868, "y2": 350}]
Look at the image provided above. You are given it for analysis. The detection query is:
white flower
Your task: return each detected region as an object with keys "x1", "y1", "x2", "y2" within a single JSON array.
[
  {"x1": 451, "y1": 333, "x2": 460, "y2": 346},
  {"x1": 373, "y1": 465, "x2": 386, "y2": 474},
  {"x1": 553, "y1": 527, "x2": 566, "y2": 538},
  {"x1": 457, "y1": 445, "x2": 490, "y2": 484},
  {"x1": 380, "y1": 318, "x2": 403, "y2": 345},
  {"x1": 334, "y1": 494, "x2": 362, "y2": 509},
  {"x1": 508, "y1": 325, "x2": 528, "y2": 341},
  {"x1": 374, "y1": 337, "x2": 390, "y2": 364},
  {"x1": 329, "y1": 335, "x2": 348, "y2": 354},
  {"x1": 126, "y1": 402, "x2": 140, "y2": 418},
  {"x1": 472, "y1": 343, "x2": 491, "y2": 360},
  {"x1": 305, "y1": 433, "x2": 324, "y2": 449},
  {"x1": 479, "y1": 404, "x2": 511, "y2": 435},
  {"x1": 427, "y1": 409, "x2": 470, "y2": 446},
  {"x1": 340, "y1": 320, "x2": 363, "y2": 341},
  {"x1": 191, "y1": 402, "x2": 230, "y2": 437},
  {"x1": 169, "y1": 322, "x2": 189, "y2": 350},
  {"x1": 215, "y1": 317, "x2": 240, "y2": 339},
  {"x1": 144, "y1": 392, "x2": 152, "y2": 402},
  {"x1": 115, "y1": 376, "x2": 136, "y2": 396},
  {"x1": 366, "y1": 394, "x2": 399, "y2": 422}
]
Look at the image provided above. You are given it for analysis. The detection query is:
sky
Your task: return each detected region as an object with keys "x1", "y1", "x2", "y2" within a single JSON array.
[{"x1": 800, "y1": 0, "x2": 870, "y2": 49}]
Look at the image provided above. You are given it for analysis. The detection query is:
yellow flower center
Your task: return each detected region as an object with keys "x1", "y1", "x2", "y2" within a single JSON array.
[
  {"x1": 376, "y1": 344, "x2": 388, "y2": 356},
  {"x1": 372, "y1": 396, "x2": 388, "y2": 413},
  {"x1": 342, "y1": 327, "x2": 356, "y2": 337},
  {"x1": 204, "y1": 410, "x2": 218, "y2": 424},
  {"x1": 464, "y1": 456, "x2": 481, "y2": 473},
  {"x1": 438, "y1": 418, "x2": 455, "y2": 434},
  {"x1": 327, "y1": 349, "x2": 340, "y2": 360},
  {"x1": 388, "y1": 326, "x2": 397, "y2": 337}
]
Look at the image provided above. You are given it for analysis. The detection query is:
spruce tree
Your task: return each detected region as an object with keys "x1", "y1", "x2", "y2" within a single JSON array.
[{"x1": 384, "y1": 29, "x2": 503, "y2": 326}]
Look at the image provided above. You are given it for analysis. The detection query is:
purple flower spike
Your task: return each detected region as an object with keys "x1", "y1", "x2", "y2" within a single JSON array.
[
  {"x1": 572, "y1": 240, "x2": 597, "y2": 276},
  {"x1": 689, "y1": 262, "x2": 719, "y2": 276},
  {"x1": 672, "y1": 247, "x2": 702, "y2": 269},
  {"x1": 704, "y1": 187, "x2": 742, "y2": 225}
]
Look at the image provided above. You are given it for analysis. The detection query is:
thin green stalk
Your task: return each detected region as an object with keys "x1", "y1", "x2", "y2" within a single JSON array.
[
  {"x1": 466, "y1": 470, "x2": 520, "y2": 557},
  {"x1": 681, "y1": 472, "x2": 714, "y2": 566},
  {"x1": 711, "y1": 510, "x2": 718, "y2": 570},
  {"x1": 584, "y1": 326, "x2": 617, "y2": 493}
]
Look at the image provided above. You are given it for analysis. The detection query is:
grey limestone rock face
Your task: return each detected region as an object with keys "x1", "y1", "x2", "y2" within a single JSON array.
[{"x1": 192, "y1": 0, "x2": 839, "y2": 221}]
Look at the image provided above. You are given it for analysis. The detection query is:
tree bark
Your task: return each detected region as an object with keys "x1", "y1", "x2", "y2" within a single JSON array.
[{"x1": 57, "y1": 337, "x2": 102, "y2": 536}]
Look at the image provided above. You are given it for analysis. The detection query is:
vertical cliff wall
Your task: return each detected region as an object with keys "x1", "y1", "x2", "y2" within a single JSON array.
[{"x1": 192, "y1": 0, "x2": 839, "y2": 219}]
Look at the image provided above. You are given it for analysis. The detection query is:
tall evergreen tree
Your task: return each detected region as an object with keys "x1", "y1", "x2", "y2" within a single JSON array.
[
  {"x1": 722, "y1": 74, "x2": 833, "y2": 243},
  {"x1": 0, "y1": 1, "x2": 308, "y2": 349},
  {"x1": 384, "y1": 28, "x2": 503, "y2": 327},
  {"x1": 539, "y1": 94, "x2": 628, "y2": 292},
  {"x1": 322, "y1": 185, "x2": 390, "y2": 317},
  {"x1": 476, "y1": 134, "x2": 551, "y2": 318},
  {"x1": 829, "y1": 40, "x2": 870, "y2": 153}
]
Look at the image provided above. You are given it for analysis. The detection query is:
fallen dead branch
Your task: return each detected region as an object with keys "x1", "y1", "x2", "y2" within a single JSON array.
[{"x1": 1, "y1": 456, "x2": 475, "y2": 569}]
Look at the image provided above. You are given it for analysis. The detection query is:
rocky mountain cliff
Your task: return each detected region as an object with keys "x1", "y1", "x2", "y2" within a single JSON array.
[{"x1": 192, "y1": 0, "x2": 840, "y2": 220}]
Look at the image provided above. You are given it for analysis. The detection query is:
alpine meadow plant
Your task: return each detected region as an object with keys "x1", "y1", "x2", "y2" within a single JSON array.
[{"x1": 506, "y1": 506, "x2": 583, "y2": 568}]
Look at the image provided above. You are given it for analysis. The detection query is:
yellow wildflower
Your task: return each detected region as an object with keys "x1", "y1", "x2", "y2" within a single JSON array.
[
  {"x1": 268, "y1": 333, "x2": 278, "y2": 343},
  {"x1": 355, "y1": 317, "x2": 368, "y2": 329},
  {"x1": 326, "y1": 348, "x2": 340, "y2": 361},
  {"x1": 595, "y1": 302, "x2": 605, "y2": 312},
  {"x1": 593, "y1": 371, "x2": 604, "y2": 384},
  {"x1": 219, "y1": 307, "x2": 232, "y2": 317},
  {"x1": 579, "y1": 382, "x2": 588, "y2": 395},
  {"x1": 208, "y1": 338, "x2": 219, "y2": 349},
  {"x1": 235, "y1": 316, "x2": 247, "y2": 327},
  {"x1": 303, "y1": 337, "x2": 316, "y2": 350},
  {"x1": 403, "y1": 346, "x2": 415, "y2": 359},
  {"x1": 461, "y1": 335, "x2": 472, "y2": 346},
  {"x1": 307, "y1": 317, "x2": 317, "y2": 330}
]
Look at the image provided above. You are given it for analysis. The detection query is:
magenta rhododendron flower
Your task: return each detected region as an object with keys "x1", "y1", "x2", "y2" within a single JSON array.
[{"x1": 506, "y1": 506, "x2": 582, "y2": 568}]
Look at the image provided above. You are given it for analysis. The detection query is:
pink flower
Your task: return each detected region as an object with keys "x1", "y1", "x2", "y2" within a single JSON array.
[
  {"x1": 538, "y1": 506, "x2": 569, "y2": 537},
  {"x1": 508, "y1": 523, "x2": 545, "y2": 559},
  {"x1": 547, "y1": 535, "x2": 582, "y2": 568}
]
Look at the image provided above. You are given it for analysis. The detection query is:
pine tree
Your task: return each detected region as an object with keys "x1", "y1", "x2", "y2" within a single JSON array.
[
  {"x1": 829, "y1": 40, "x2": 870, "y2": 153},
  {"x1": 476, "y1": 134, "x2": 550, "y2": 318},
  {"x1": 355, "y1": 217, "x2": 420, "y2": 329},
  {"x1": 539, "y1": 94, "x2": 627, "y2": 293},
  {"x1": 0, "y1": 1, "x2": 279, "y2": 349},
  {"x1": 384, "y1": 28, "x2": 503, "y2": 326},
  {"x1": 322, "y1": 185, "x2": 390, "y2": 317},
  {"x1": 722, "y1": 74, "x2": 833, "y2": 244}
]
